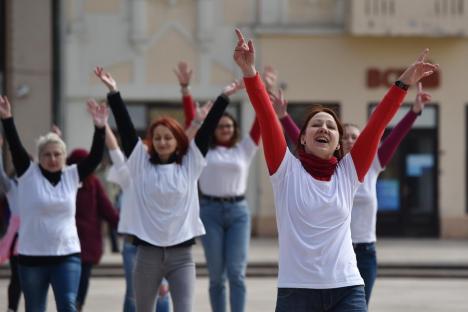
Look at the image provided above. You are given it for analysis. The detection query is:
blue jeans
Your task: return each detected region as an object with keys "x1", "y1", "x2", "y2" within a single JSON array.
[
  {"x1": 275, "y1": 286, "x2": 367, "y2": 312},
  {"x1": 18, "y1": 254, "x2": 81, "y2": 312},
  {"x1": 354, "y1": 242, "x2": 377, "y2": 305},
  {"x1": 76, "y1": 262, "x2": 93, "y2": 308},
  {"x1": 122, "y1": 240, "x2": 170, "y2": 312},
  {"x1": 200, "y1": 198, "x2": 251, "y2": 312}
]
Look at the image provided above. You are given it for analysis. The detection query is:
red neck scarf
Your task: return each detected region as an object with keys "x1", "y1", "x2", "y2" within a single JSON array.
[{"x1": 297, "y1": 148, "x2": 338, "y2": 181}]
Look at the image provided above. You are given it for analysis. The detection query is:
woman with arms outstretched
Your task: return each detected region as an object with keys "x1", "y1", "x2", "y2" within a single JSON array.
[
  {"x1": 232, "y1": 29, "x2": 438, "y2": 311},
  {"x1": 95, "y1": 66, "x2": 240, "y2": 312},
  {"x1": 0, "y1": 95, "x2": 108, "y2": 312}
]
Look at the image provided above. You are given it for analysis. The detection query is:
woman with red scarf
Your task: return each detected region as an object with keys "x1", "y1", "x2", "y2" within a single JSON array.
[{"x1": 233, "y1": 29, "x2": 438, "y2": 311}]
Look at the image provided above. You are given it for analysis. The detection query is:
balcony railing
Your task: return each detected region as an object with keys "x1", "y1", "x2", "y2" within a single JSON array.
[{"x1": 349, "y1": 0, "x2": 468, "y2": 37}]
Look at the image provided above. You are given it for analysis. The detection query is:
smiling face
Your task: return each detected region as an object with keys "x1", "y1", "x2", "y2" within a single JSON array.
[
  {"x1": 152, "y1": 125, "x2": 178, "y2": 163},
  {"x1": 39, "y1": 142, "x2": 66, "y2": 172},
  {"x1": 343, "y1": 125, "x2": 361, "y2": 154},
  {"x1": 300, "y1": 111, "x2": 341, "y2": 160},
  {"x1": 214, "y1": 116, "x2": 236, "y2": 145}
]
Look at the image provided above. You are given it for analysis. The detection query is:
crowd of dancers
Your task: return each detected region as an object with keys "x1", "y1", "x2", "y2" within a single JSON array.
[{"x1": 0, "y1": 29, "x2": 438, "y2": 312}]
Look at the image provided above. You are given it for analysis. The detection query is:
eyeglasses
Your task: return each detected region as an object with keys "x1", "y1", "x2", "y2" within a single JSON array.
[{"x1": 217, "y1": 124, "x2": 234, "y2": 130}]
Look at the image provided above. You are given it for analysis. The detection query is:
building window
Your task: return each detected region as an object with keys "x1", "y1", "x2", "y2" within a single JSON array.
[
  {"x1": 108, "y1": 100, "x2": 241, "y2": 137},
  {"x1": 285, "y1": 102, "x2": 340, "y2": 148}
]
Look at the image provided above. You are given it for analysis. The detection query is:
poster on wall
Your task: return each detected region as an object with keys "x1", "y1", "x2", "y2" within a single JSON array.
[
  {"x1": 376, "y1": 179, "x2": 400, "y2": 211},
  {"x1": 406, "y1": 154, "x2": 434, "y2": 177}
]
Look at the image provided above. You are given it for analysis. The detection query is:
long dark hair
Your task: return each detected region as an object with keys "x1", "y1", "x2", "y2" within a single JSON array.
[
  {"x1": 210, "y1": 112, "x2": 240, "y2": 148},
  {"x1": 296, "y1": 106, "x2": 344, "y2": 160}
]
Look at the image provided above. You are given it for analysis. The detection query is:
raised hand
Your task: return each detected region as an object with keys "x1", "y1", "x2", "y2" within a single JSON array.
[
  {"x1": 412, "y1": 82, "x2": 431, "y2": 114},
  {"x1": 263, "y1": 65, "x2": 278, "y2": 92},
  {"x1": 51, "y1": 124, "x2": 62, "y2": 138},
  {"x1": 0, "y1": 96, "x2": 12, "y2": 119},
  {"x1": 269, "y1": 89, "x2": 288, "y2": 118},
  {"x1": 194, "y1": 100, "x2": 213, "y2": 124},
  {"x1": 398, "y1": 49, "x2": 439, "y2": 86},
  {"x1": 173, "y1": 61, "x2": 193, "y2": 87},
  {"x1": 233, "y1": 29, "x2": 256, "y2": 77},
  {"x1": 222, "y1": 79, "x2": 245, "y2": 97},
  {"x1": 94, "y1": 67, "x2": 118, "y2": 92},
  {"x1": 87, "y1": 99, "x2": 109, "y2": 128}
]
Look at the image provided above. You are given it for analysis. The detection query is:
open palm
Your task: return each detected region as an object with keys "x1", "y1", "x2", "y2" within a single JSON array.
[
  {"x1": 194, "y1": 100, "x2": 213, "y2": 123},
  {"x1": 94, "y1": 67, "x2": 118, "y2": 92},
  {"x1": 87, "y1": 99, "x2": 109, "y2": 128},
  {"x1": 398, "y1": 49, "x2": 439, "y2": 86},
  {"x1": 174, "y1": 61, "x2": 193, "y2": 86}
]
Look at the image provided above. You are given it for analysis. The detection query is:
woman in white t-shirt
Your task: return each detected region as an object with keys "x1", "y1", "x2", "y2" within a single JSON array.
[
  {"x1": 174, "y1": 61, "x2": 260, "y2": 312},
  {"x1": 0, "y1": 95, "x2": 108, "y2": 312},
  {"x1": 344, "y1": 83, "x2": 432, "y2": 304},
  {"x1": 233, "y1": 29, "x2": 438, "y2": 311},
  {"x1": 94, "y1": 66, "x2": 238, "y2": 312},
  {"x1": 272, "y1": 82, "x2": 432, "y2": 306}
]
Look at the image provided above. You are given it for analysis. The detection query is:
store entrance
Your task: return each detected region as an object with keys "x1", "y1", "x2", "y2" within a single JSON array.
[{"x1": 374, "y1": 105, "x2": 439, "y2": 237}]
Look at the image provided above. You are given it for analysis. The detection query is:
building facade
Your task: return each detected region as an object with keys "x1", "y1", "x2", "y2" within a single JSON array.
[{"x1": 41, "y1": 0, "x2": 468, "y2": 238}]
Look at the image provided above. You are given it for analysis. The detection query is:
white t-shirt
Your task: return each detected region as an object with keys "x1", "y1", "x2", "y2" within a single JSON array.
[
  {"x1": 199, "y1": 137, "x2": 258, "y2": 197},
  {"x1": 17, "y1": 163, "x2": 81, "y2": 256},
  {"x1": 6, "y1": 179, "x2": 18, "y2": 216},
  {"x1": 271, "y1": 149, "x2": 364, "y2": 289},
  {"x1": 107, "y1": 149, "x2": 141, "y2": 236},
  {"x1": 351, "y1": 156, "x2": 383, "y2": 243},
  {"x1": 126, "y1": 140, "x2": 206, "y2": 246}
]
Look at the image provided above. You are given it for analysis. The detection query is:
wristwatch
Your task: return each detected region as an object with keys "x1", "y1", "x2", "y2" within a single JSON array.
[{"x1": 395, "y1": 80, "x2": 409, "y2": 91}]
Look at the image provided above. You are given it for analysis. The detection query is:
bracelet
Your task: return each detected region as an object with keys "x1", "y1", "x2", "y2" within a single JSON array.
[
  {"x1": 180, "y1": 83, "x2": 189, "y2": 88},
  {"x1": 395, "y1": 80, "x2": 409, "y2": 91}
]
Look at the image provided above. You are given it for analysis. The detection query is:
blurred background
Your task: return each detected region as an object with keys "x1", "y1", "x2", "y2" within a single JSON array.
[{"x1": 1, "y1": 0, "x2": 468, "y2": 240}]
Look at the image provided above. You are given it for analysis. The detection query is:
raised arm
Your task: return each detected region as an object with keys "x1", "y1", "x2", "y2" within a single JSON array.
[
  {"x1": 270, "y1": 89, "x2": 300, "y2": 143},
  {"x1": 94, "y1": 67, "x2": 138, "y2": 157},
  {"x1": 174, "y1": 61, "x2": 196, "y2": 128},
  {"x1": 0, "y1": 137, "x2": 12, "y2": 193},
  {"x1": 351, "y1": 49, "x2": 438, "y2": 181},
  {"x1": 194, "y1": 78, "x2": 246, "y2": 155},
  {"x1": 0, "y1": 96, "x2": 30, "y2": 177},
  {"x1": 234, "y1": 29, "x2": 286, "y2": 175},
  {"x1": 77, "y1": 99, "x2": 108, "y2": 181},
  {"x1": 378, "y1": 82, "x2": 431, "y2": 167},
  {"x1": 249, "y1": 117, "x2": 260, "y2": 145},
  {"x1": 185, "y1": 100, "x2": 213, "y2": 141}
]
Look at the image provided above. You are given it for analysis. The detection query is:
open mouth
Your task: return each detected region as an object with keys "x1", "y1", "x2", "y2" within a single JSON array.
[{"x1": 315, "y1": 136, "x2": 329, "y2": 144}]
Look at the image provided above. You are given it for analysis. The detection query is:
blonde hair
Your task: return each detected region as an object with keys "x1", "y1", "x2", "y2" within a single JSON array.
[{"x1": 36, "y1": 132, "x2": 67, "y2": 158}]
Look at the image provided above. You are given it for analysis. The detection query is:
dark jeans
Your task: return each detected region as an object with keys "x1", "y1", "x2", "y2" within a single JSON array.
[
  {"x1": 76, "y1": 262, "x2": 93, "y2": 309},
  {"x1": 8, "y1": 255, "x2": 22, "y2": 311},
  {"x1": 275, "y1": 286, "x2": 367, "y2": 312},
  {"x1": 18, "y1": 254, "x2": 81, "y2": 312},
  {"x1": 354, "y1": 242, "x2": 377, "y2": 304}
]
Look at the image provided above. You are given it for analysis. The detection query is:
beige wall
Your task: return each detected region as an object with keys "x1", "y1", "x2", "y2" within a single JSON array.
[
  {"x1": 256, "y1": 34, "x2": 468, "y2": 237},
  {"x1": 61, "y1": 0, "x2": 468, "y2": 238},
  {"x1": 6, "y1": 0, "x2": 53, "y2": 155}
]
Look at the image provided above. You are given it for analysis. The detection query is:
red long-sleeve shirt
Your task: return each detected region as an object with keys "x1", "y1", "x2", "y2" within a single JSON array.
[{"x1": 244, "y1": 73, "x2": 406, "y2": 181}]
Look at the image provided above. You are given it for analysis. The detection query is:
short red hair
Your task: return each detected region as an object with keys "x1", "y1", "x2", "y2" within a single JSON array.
[{"x1": 145, "y1": 116, "x2": 189, "y2": 164}]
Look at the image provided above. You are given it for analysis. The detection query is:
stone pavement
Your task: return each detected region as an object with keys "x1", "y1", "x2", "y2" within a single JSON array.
[
  {"x1": 1, "y1": 239, "x2": 468, "y2": 310},
  {"x1": 90, "y1": 238, "x2": 468, "y2": 278},
  {"x1": 96, "y1": 238, "x2": 468, "y2": 266},
  {"x1": 1, "y1": 277, "x2": 468, "y2": 311}
]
